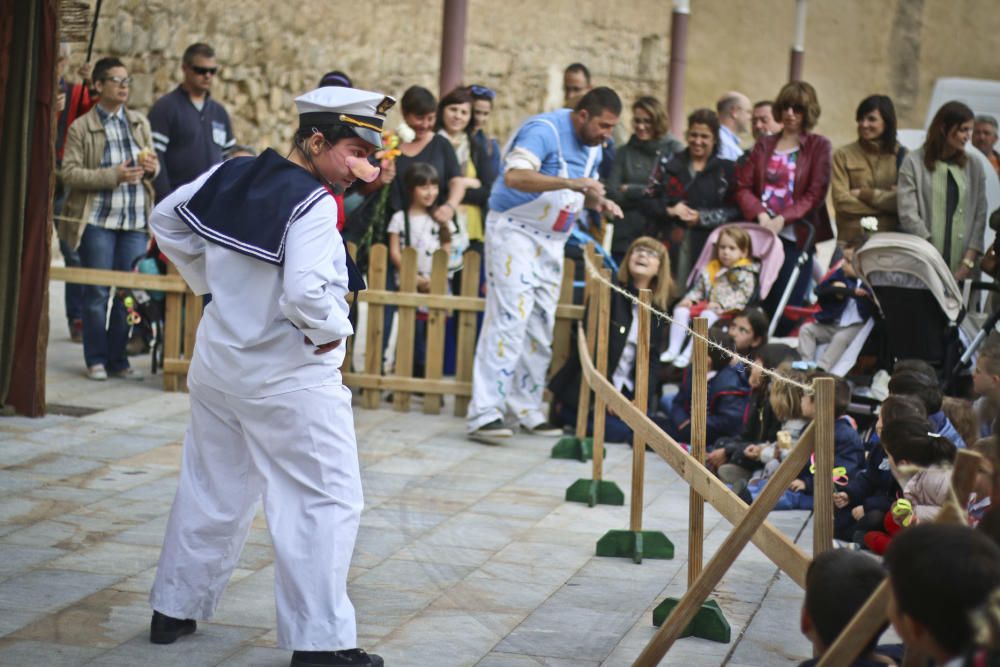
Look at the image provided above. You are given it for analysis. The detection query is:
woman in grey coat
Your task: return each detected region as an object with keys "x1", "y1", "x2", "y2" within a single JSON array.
[
  {"x1": 898, "y1": 101, "x2": 988, "y2": 280},
  {"x1": 605, "y1": 96, "x2": 683, "y2": 262}
]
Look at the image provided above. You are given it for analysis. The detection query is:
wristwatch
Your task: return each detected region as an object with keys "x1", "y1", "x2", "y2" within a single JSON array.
[{"x1": 962, "y1": 257, "x2": 976, "y2": 270}]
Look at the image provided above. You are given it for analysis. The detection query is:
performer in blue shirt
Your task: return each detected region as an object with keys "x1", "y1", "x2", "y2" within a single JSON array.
[
  {"x1": 148, "y1": 87, "x2": 390, "y2": 667},
  {"x1": 467, "y1": 87, "x2": 624, "y2": 440}
]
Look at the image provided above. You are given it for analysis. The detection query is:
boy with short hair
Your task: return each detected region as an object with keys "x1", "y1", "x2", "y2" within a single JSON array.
[
  {"x1": 659, "y1": 330, "x2": 750, "y2": 447},
  {"x1": 797, "y1": 237, "x2": 873, "y2": 371},
  {"x1": 884, "y1": 524, "x2": 1000, "y2": 665},
  {"x1": 888, "y1": 368, "x2": 966, "y2": 448},
  {"x1": 798, "y1": 550, "x2": 892, "y2": 666}
]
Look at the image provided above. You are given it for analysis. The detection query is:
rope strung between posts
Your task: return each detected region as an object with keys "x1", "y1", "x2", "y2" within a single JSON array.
[{"x1": 582, "y1": 252, "x2": 815, "y2": 395}]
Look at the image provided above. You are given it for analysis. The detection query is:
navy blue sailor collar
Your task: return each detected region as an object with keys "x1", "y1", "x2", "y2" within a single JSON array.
[{"x1": 174, "y1": 148, "x2": 365, "y2": 292}]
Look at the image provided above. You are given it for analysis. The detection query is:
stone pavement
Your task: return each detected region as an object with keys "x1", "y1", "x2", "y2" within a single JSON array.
[{"x1": 0, "y1": 281, "x2": 820, "y2": 666}]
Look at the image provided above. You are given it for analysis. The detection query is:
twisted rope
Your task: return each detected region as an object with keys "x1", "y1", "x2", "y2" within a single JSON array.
[{"x1": 582, "y1": 252, "x2": 814, "y2": 394}]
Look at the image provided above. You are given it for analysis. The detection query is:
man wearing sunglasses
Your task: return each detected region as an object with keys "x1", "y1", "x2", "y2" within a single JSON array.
[{"x1": 149, "y1": 42, "x2": 236, "y2": 201}]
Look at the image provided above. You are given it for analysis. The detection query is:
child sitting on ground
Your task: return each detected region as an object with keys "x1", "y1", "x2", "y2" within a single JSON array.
[
  {"x1": 797, "y1": 237, "x2": 873, "y2": 372},
  {"x1": 888, "y1": 367, "x2": 966, "y2": 448},
  {"x1": 724, "y1": 306, "x2": 769, "y2": 359},
  {"x1": 884, "y1": 525, "x2": 1000, "y2": 666},
  {"x1": 835, "y1": 394, "x2": 924, "y2": 545},
  {"x1": 661, "y1": 225, "x2": 758, "y2": 369},
  {"x1": 746, "y1": 373, "x2": 864, "y2": 512},
  {"x1": 943, "y1": 396, "x2": 978, "y2": 454},
  {"x1": 970, "y1": 436, "x2": 998, "y2": 527},
  {"x1": 658, "y1": 330, "x2": 750, "y2": 448},
  {"x1": 973, "y1": 340, "x2": 1000, "y2": 437},
  {"x1": 707, "y1": 343, "x2": 800, "y2": 483},
  {"x1": 797, "y1": 550, "x2": 893, "y2": 667},
  {"x1": 724, "y1": 364, "x2": 809, "y2": 496},
  {"x1": 863, "y1": 415, "x2": 957, "y2": 554}
]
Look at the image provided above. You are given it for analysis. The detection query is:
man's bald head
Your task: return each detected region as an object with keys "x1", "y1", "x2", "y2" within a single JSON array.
[{"x1": 717, "y1": 91, "x2": 752, "y2": 134}]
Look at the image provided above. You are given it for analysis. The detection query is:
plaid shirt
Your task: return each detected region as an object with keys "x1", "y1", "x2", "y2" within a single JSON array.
[{"x1": 90, "y1": 105, "x2": 147, "y2": 230}]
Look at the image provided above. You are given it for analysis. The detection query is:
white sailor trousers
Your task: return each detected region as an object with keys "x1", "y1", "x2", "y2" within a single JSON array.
[
  {"x1": 150, "y1": 376, "x2": 363, "y2": 650},
  {"x1": 467, "y1": 213, "x2": 564, "y2": 432}
]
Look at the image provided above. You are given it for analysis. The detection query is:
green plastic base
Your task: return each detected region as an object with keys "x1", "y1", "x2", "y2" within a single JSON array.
[
  {"x1": 652, "y1": 598, "x2": 731, "y2": 643},
  {"x1": 596, "y1": 529, "x2": 674, "y2": 563},
  {"x1": 551, "y1": 436, "x2": 594, "y2": 462},
  {"x1": 565, "y1": 478, "x2": 625, "y2": 507}
]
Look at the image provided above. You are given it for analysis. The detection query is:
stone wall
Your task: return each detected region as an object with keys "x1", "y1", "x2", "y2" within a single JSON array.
[{"x1": 71, "y1": 0, "x2": 1000, "y2": 153}]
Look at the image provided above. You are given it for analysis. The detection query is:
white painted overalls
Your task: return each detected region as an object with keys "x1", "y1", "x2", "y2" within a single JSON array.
[{"x1": 467, "y1": 119, "x2": 598, "y2": 432}]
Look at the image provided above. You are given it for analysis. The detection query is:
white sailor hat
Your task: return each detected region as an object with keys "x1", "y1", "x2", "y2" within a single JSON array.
[{"x1": 295, "y1": 87, "x2": 396, "y2": 149}]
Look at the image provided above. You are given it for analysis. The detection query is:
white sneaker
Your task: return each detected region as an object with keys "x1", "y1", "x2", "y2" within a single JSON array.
[
  {"x1": 659, "y1": 350, "x2": 677, "y2": 364},
  {"x1": 87, "y1": 364, "x2": 108, "y2": 381}
]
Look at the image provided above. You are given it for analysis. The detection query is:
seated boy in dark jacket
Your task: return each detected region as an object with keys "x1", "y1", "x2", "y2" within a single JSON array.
[
  {"x1": 797, "y1": 238, "x2": 873, "y2": 371},
  {"x1": 658, "y1": 331, "x2": 750, "y2": 447},
  {"x1": 834, "y1": 394, "x2": 923, "y2": 543}
]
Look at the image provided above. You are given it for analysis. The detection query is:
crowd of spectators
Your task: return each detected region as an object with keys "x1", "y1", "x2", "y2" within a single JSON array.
[{"x1": 50, "y1": 44, "x2": 1000, "y2": 664}]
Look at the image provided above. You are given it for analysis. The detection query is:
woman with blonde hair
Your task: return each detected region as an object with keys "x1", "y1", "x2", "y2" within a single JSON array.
[{"x1": 548, "y1": 236, "x2": 670, "y2": 442}]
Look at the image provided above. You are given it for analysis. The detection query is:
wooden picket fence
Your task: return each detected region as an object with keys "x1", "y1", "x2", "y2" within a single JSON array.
[
  {"x1": 341, "y1": 243, "x2": 583, "y2": 415},
  {"x1": 48, "y1": 264, "x2": 201, "y2": 390},
  {"x1": 49, "y1": 242, "x2": 583, "y2": 399}
]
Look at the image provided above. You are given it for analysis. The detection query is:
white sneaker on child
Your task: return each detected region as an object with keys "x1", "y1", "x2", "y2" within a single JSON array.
[{"x1": 659, "y1": 350, "x2": 676, "y2": 364}]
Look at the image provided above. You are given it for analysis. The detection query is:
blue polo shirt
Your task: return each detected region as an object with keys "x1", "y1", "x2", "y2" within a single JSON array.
[{"x1": 488, "y1": 109, "x2": 602, "y2": 214}]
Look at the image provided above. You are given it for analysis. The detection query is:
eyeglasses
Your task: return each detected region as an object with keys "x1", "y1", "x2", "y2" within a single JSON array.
[
  {"x1": 103, "y1": 76, "x2": 131, "y2": 86},
  {"x1": 191, "y1": 66, "x2": 218, "y2": 76},
  {"x1": 632, "y1": 246, "x2": 660, "y2": 259},
  {"x1": 469, "y1": 85, "x2": 495, "y2": 100}
]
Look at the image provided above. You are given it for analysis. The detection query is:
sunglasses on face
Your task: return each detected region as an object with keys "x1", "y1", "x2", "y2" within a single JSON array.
[
  {"x1": 191, "y1": 66, "x2": 218, "y2": 76},
  {"x1": 469, "y1": 84, "x2": 495, "y2": 100},
  {"x1": 103, "y1": 76, "x2": 131, "y2": 86}
]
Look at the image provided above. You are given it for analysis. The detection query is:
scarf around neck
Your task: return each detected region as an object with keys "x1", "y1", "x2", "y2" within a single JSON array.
[{"x1": 930, "y1": 160, "x2": 967, "y2": 271}]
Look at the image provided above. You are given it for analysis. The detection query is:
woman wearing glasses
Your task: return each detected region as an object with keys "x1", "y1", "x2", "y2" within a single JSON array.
[
  {"x1": 605, "y1": 96, "x2": 683, "y2": 263},
  {"x1": 735, "y1": 81, "x2": 833, "y2": 330}
]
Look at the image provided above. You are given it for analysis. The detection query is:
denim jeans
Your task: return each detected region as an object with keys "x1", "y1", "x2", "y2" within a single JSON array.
[
  {"x1": 53, "y1": 194, "x2": 83, "y2": 324},
  {"x1": 763, "y1": 236, "x2": 814, "y2": 335},
  {"x1": 77, "y1": 225, "x2": 148, "y2": 370}
]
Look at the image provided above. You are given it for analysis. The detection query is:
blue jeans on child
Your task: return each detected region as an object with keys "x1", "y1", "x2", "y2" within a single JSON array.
[
  {"x1": 77, "y1": 225, "x2": 147, "y2": 371},
  {"x1": 748, "y1": 478, "x2": 814, "y2": 510}
]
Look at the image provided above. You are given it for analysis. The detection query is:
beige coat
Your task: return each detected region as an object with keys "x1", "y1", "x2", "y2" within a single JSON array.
[
  {"x1": 902, "y1": 465, "x2": 953, "y2": 523},
  {"x1": 59, "y1": 105, "x2": 159, "y2": 250},
  {"x1": 831, "y1": 139, "x2": 902, "y2": 242}
]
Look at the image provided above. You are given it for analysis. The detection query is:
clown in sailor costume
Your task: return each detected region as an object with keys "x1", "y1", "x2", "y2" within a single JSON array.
[
  {"x1": 467, "y1": 90, "x2": 623, "y2": 437},
  {"x1": 147, "y1": 88, "x2": 389, "y2": 666}
]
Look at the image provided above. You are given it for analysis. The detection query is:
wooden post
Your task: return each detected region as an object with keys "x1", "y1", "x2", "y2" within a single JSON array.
[
  {"x1": 590, "y1": 268, "x2": 612, "y2": 482},
  {"x1": 362, "y1": 244, "x2": 388, "y2": 409},
  {"x1": 574, "y1": 250, "x2": 599, "y2": 440},
  {"x1": 162, "y1": 264, "x2": 183, "y2": 391},
  {"x1": 816, "y1": 449, "x2": 982, "y2": 667},
  {"x1": 634, "y1": 421, "x2": 819, "y2": 666},
  {"x1": 341, "y1": 242, "x2": 358, "y2": 375},
  {"x1": 393, "y1": 248, "x2": 418, "y2": 412},
  {"x1": 629, "y1": 289, "x2": 652, "y2": 532},
  {"x1": 453, "y1": 250, "x2": 480, "y2": 417},
  {"x1": 423, "y1": 250, "x2": 449, "y2": 414},
  {"x1": 688, "y1": 317, "x2": 708, "y2": 586},
  {"x1": 813, "y1": 377, "x2": 835, "y2": 555},
  {"x1": 549, "y1": 257, "x2": 577, "y2": 382}
]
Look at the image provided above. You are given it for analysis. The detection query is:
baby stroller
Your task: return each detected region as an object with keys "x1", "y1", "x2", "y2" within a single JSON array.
[
  {"x1": 852, "y1": 232, "x2": 989, "y2": 390},
  {"x1": 118, "y1": 247, "x2": 167, "y2": 374},
  {"x1": 686, "y1": 222, "x2": 787, "y2": 313}
]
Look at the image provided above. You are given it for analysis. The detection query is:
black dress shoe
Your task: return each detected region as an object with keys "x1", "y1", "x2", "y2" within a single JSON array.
[
  {"x1": 149, "y1": 610, "x2": 196, "y2": 644},
  {"x1": 291, "y1": 649, "x2": 384, "y2": 667}
]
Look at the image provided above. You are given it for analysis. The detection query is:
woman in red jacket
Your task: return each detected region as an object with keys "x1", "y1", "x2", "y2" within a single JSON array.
[{"x1": 735, "y1": 81, "x2": 833, "y2": 333}]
